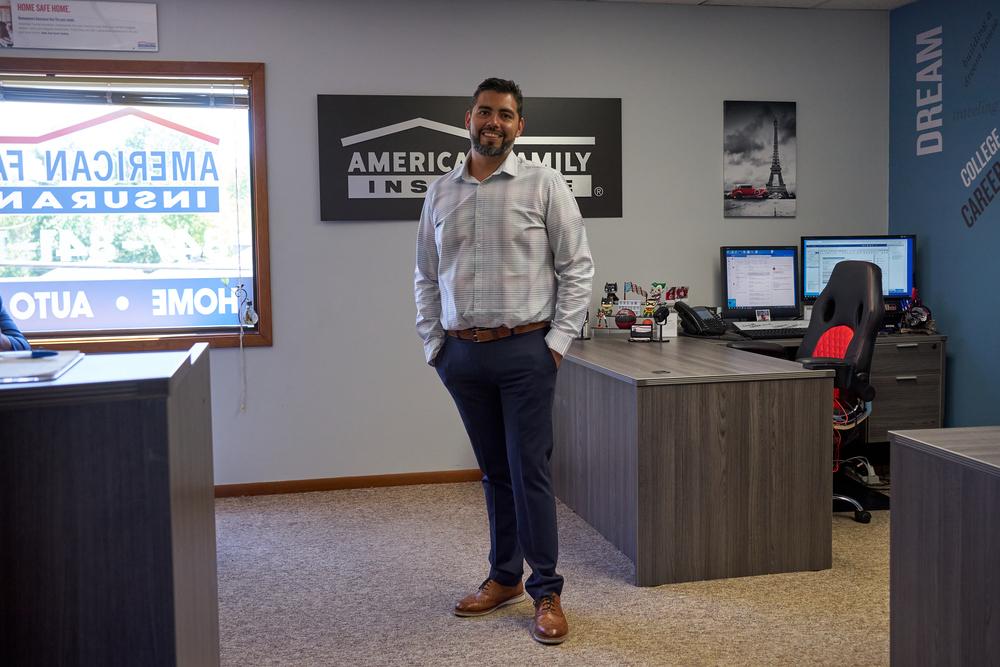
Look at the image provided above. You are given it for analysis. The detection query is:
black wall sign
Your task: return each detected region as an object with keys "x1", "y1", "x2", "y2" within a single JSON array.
[{"x1": 318, "y1": 95, "x2": 622, "y2": 221}]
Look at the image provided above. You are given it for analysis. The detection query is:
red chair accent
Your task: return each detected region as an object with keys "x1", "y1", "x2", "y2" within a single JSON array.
[{"x1": 813, "y1": 325, "x2": 855, "y2": 359}]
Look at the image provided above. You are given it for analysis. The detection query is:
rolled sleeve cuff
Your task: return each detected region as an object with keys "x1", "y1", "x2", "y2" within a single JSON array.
[
  {"x1": 545, "y1": 328, "x2": 574, "y2": 358},
  {"x1": 424, "y1": 335, "x2": 444, "y2": 366}
]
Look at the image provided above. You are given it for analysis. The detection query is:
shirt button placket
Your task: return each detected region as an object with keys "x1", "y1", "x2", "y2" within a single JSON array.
[{"x1": 473, "y1": 185, "x2": 484, "y2": 315}]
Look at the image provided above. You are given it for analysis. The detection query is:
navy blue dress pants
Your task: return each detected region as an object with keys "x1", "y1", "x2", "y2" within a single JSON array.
[{"x1": 436, "y1": 328, "x2": 563, "y2": 600}]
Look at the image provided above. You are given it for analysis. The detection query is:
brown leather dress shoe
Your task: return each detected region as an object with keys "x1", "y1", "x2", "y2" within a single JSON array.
[
  {"x1": 453, "y1": 578, "x2": 526, "y2": 617},
  {"x1": 531, "y1": 593, "x2": 569, "y2": 644}
]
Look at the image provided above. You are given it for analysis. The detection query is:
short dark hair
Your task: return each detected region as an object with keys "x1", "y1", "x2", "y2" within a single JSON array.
[{"x1": 471, "y1": 78, "x2": 523, "y2": 117}]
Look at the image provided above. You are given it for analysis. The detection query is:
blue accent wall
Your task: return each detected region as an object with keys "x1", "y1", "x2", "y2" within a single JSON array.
[{"x1": 890, "y1": 0, "x2": 1000, "y2": 426}]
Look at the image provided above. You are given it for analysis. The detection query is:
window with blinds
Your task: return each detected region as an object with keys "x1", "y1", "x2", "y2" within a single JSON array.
[{"x1": 0, "y1": 59, "x2": 271, "y2": 351}]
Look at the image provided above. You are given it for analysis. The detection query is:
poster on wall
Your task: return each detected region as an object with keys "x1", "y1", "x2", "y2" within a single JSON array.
[
  {"x1": 723, "y1": 100, "x2": 797, "y2": 218},
  {"x1": 317, "y1": 95, "x2": 622, "y2": 221},
  {"x1": 0, "y1": 1, "x2": 157, "y2": 51}
]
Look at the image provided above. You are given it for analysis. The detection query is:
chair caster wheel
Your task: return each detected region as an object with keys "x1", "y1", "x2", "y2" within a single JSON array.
[{"x1": 854, "y1": 510, "x2": 871, "y2": 524}]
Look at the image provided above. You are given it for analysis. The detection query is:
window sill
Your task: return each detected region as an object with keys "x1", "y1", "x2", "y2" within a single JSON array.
[{"x1": 26, "y1": 329, "x2": 272, "y2": 353}]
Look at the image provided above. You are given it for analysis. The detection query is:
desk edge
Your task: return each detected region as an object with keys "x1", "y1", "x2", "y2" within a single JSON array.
[{"x1": 890, "y1": 430, "x2": 1000, "y2": 478}]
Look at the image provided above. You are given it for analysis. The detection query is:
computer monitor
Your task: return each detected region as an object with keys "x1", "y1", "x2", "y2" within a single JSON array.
[
  {"x1": 720, "y1": 246, "x2": 800, "y2": 321},
  {"x1": 801, "y1": 235, "x2": 915, "y2": 302}
]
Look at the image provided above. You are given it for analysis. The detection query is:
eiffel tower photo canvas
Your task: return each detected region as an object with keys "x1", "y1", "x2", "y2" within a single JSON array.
[{"x1": 723, "y1": 100, "x2": 796, "y2": 218}]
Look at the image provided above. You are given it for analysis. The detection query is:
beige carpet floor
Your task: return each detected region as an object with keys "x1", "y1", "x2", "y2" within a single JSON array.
[{"x1": 216, "y1": 482, "x2": 889, "y2": 666}]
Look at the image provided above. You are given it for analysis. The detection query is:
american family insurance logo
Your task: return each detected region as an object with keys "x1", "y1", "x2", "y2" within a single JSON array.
[
  {"x1": 341, "y1": 117, "x2": 596, "y2": 199},
  {"x1": 318, "y1": 95, "x2": 622, "y2": 221},
  {"x1": 0, "y1": 108, "x2": 221, "y2": 214}
]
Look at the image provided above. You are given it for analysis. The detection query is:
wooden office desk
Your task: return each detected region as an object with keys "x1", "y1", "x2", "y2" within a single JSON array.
[
  {"x1": 0, "y1": 345, "x2": 218, "y2": 666},
  {"x1": 890, "y1": 427, "x2": 1000, "y2": 666},
  {"x1": 552, "y1": 336, "x2": 833, "y2": 586}
]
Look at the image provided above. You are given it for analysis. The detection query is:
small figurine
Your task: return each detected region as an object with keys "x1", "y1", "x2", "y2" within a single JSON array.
[
  {"x1": 642, "y1": 281, "x2": 666, "y2": 317},
  {"x1": 597, "y1": 282, "x2": 620, "y2": 328},
  {"x1": 603, "y1": 282, "x2": 620, "y2": 305},
  {"x1": 597, "y1": 301, "x2": 614, "y2": 328}
]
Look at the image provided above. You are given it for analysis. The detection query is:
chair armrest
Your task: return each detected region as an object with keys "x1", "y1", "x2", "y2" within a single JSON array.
[
  {"x1": 725, "y1": 341, "x2": 786, "y2": 358},
  {"x1": 797, "y1": 356, "x2": 853, "y2": 387},
  {"x1": 796, "y1": 357, "x2": 875, "y2": 401},
  {"x1": 796, "y1": 356, "x2": 847, "y2": 369}
]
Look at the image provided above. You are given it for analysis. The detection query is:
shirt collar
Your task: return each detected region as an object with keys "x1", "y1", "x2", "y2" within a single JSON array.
[
  {"x1": 497, "y1": 151, "x2": 520, "y2": 177},
  {"x1": 457, "y1": 150, "x2": 520, "y2": 183}
]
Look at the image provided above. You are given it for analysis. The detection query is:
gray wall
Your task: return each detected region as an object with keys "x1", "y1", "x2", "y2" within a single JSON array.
[{"x1": 6, "y1": 0, "x2": 890, "y2": 484}]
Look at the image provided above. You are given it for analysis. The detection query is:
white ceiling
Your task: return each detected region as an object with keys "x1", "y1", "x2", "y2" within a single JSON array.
[{"x1": 581, "y1": 0, "x2": 916, "y2": 9}]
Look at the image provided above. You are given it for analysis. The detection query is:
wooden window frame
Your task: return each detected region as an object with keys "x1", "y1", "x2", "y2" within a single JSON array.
[{"x1": 1, "y1": 58, "x2": 272, "y2": 352}]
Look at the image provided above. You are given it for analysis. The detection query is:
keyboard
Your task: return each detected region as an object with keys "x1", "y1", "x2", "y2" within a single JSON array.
[{"x1": 738, "y1": 327, "x2": 808, "y2": 340}]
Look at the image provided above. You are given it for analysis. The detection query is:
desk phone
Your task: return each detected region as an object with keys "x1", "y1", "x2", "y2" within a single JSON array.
[{"x1": 675, "y1": 301, "x2": 727, "y2": 336}]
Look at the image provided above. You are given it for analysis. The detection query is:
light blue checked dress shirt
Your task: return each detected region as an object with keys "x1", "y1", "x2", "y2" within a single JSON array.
[{"x1": 414, "y1": 152, "x2": 594, "y2": 365}]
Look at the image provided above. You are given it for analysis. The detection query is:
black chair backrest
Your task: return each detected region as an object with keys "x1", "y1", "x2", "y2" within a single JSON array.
[{"x1": 799, "y1": 261, "x2": 884, "y2": 376}]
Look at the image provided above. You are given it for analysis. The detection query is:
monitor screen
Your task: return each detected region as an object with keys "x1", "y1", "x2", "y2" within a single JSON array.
[
  {"x1": 801, "y1": 235, "x2": 915, "y2": 301},
  {"x1": 720, "y1": 246, "x2": 800, "y2": 320}
]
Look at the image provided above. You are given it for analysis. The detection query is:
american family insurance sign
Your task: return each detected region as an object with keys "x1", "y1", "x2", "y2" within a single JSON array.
[{"x1": 317, "y1": 95, "x2": 622, "y2": 221}]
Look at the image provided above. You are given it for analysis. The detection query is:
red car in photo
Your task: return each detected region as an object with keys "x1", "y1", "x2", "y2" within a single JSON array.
[{"x1": 730, "y1": 183, "x2": 768, "y2": 199}]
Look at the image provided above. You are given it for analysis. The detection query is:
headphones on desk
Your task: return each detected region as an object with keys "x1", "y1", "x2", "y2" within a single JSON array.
[{"x1": 653, "y1": 305, "x2": 671, "y2": 325}]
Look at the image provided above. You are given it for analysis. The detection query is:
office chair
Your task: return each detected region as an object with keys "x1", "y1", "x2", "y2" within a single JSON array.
[{"x1": 730, "y1": 260, "x2": 884, "y2": 523}]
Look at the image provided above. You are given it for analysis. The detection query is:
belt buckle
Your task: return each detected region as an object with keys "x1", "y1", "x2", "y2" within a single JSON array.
[{"x1": 472, "y1": 327, "x2": 486, "y2": 343}]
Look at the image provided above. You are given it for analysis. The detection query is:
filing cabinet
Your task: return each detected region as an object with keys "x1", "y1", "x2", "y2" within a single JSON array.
[{"x1": 866, "y1": 334, "x2": 946, "y2": 442}]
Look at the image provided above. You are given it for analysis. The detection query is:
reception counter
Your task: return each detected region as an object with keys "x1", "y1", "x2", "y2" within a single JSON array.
[{"x1": 0, "y1": 345, "x2": 218, "y2": 666}]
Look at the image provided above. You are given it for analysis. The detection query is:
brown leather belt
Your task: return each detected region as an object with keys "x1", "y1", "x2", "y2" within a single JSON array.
[{"x1": 446, "y1": 321, "x2": 549, "y2": 343}]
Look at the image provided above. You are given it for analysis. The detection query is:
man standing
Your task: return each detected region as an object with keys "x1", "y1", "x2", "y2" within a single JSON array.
[
  {"x1": 414, "y1": 78, "x2": 593, "y2": 645},
  {"x1": 1, "y1": 293, "x2": 31, "y2": 351}
]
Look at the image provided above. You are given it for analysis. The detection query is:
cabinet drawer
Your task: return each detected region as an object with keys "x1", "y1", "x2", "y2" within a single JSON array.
[
  {"x1": 871, "y1": 340, "x2": 944, "y2": 376},
  {"x1": 867, "y1": 373, "x2": 942, "y2": 441}
]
